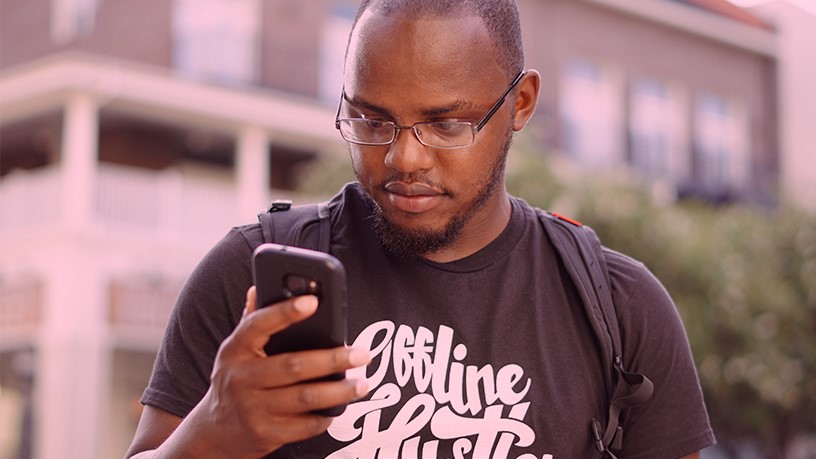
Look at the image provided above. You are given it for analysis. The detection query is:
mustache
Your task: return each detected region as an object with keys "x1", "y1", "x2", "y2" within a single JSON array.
[{"x1": 375, "y1": 173, "x2": 453, "y2": 196}]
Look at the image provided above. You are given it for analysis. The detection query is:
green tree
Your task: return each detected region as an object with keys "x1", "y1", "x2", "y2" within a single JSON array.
[
  {"x1": 504, "y1": 137, "x2": 816, "y2": 457},
  {"x1": 295, "y1": 148, "x2": 355, "y2": 198}
]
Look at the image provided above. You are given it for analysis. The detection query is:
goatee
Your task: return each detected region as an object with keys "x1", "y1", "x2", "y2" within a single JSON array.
[{"x1": 358, "y1": 133, "x2": 512, "y2": 259}]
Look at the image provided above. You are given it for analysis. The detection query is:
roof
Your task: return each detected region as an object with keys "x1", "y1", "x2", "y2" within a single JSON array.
[{"x1": 671, "y1": 0, "x2": 774, "y2": 29}]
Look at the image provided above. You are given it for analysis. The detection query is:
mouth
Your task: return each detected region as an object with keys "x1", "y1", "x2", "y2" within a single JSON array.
[{"x1": 383, "y1": 181, "x2": 446, "y2": 214}]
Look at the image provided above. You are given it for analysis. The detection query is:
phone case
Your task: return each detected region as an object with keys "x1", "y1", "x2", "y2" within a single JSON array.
[
  {"x1": 252, "y1": 243, "x2": 347, "y2": 355},
  {"x1": 252, "y1": 243, "x2": 348, "y2": 416}
]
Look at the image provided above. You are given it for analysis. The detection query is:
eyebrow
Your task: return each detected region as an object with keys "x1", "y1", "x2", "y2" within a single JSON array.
[{"x1": 344, "y1": 93, "x2": 479, "y2": 119}]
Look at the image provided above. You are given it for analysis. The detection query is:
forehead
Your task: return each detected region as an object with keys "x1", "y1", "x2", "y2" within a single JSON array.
[{"x1": 344, "y1": 10, "x2": 506, "y2": 107}]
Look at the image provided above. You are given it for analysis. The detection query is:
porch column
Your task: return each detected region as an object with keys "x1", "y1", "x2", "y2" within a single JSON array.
[
  {"x1": 34, "y1": 92, "x2": 107, "y2": 459},
  {"x1": 35, "y1": 248, "x2": 108, "y2": 459},
  {"x1": 61, "y1": 92, "x2": 99, "y2": 231}
]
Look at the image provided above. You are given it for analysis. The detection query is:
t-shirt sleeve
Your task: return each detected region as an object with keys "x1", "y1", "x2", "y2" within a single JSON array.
[
  {"x1": 606, "y1": 250, "x2": 716, "y2": 458},
  {"x1": 140, "y1": 225, "x2": 260, "y2": 417}
]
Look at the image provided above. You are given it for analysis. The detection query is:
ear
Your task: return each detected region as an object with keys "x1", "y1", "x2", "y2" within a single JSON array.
[{"x1": 512, "y1": 70, "x2": 541, "y2": 132}]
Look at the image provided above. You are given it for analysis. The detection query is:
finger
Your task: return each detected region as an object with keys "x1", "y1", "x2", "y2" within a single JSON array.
[
  {"x1": 254, "y1": 347, "x2": 371, "y2": 388},
  {"x1": 224, "y1": 295, "x2": 318, "y2": 358},
  {"x1": 258, "y1": 378, "x2": 370, "y2": 415},
  {"x1": 255, "y1": 413, "x2": 334, "y2": 448},
  {"x1": 242, "y1": 285, "x2": 257, "y2": 320}
]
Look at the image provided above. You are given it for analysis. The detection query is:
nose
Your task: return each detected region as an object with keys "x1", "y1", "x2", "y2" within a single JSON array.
[{"x1": 384, "y1": 126, "x2": 435, "y2": 174}]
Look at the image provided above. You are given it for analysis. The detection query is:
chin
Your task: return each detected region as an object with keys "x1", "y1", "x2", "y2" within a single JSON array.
[{"x1": 370, "y1": 204, "x2": 466, "y2": 259}]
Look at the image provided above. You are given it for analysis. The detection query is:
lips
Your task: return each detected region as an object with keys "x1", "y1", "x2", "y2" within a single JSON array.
[{"x1": 383, "y1": 181, "x2": 445, "y2": 214}]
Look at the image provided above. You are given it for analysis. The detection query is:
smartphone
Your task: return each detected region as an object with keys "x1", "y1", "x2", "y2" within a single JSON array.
[{"x1": 251, "y1": 243, "x2": 348, "y2": 416}]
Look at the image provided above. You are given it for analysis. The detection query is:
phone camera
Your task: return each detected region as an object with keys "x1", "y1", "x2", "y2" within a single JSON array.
[{"x1": 284, "y1": 275, "x2": 320, "y2": 297}]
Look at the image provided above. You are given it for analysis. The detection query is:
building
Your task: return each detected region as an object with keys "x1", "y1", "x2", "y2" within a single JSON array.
[
  {"x1": 0, "y1": 0, "x2": 791, "y2": 457},
  {"x1": 750, "y1": 0, "x2": 816, "y2": 211},
  {"x1": 0, "y1": 1, "x2": 355, "y2": 457},
  {"x1": 523, "y1": 0, "x2": 778, "y2": 205}
]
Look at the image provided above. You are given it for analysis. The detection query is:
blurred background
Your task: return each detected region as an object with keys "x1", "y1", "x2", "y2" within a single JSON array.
[{"x1": 0, "y1": 0, "x2": 814, "y2": 457}]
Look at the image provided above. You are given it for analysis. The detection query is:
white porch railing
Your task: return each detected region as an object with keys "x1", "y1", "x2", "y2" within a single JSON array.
[
  {"x1": 0, "y1": 163, "x2": 241, "y2": 245},
  {"x1": 94, "y1": 163, "x2": 240, "y2": 243},
  {"x1": 0, "y1": 164, "x2": 62, "y2": 233}
]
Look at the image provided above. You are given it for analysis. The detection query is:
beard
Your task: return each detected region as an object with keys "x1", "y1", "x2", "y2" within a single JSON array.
[{"x1": 355, "y1": 131, "x2": 512, "y2": 259}]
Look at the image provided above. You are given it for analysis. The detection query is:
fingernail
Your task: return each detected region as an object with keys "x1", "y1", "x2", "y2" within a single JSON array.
[
  {"x1": 348, "y1": 348, "x2": 371, "y2": 367},
  {"x1": 294, "y1": 295, "x2": 318, "y2": 312}
]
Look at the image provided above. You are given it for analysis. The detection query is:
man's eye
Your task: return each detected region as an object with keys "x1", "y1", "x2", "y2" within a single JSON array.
[
  {"x1": 363, "y1": 119, "x2": 390, "y2": 129},
  {"x1": 431, "y1": 122, "x2": 465, "y2": 132}
]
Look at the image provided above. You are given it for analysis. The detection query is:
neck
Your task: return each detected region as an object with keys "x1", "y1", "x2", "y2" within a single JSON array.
[{"x1": 423, "y1": 189, "x2": 512, "y2": 263}]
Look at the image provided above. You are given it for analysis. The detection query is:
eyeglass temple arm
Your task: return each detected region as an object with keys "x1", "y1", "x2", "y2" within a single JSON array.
[
  {"x1": 334, "y1": 88, "x2": 346, "y2": 129},
  {"x1": 474, "y1": 70, "x2": 526, "y2": 132}
]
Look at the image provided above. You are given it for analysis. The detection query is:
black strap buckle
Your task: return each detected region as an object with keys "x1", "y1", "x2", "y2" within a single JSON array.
[
  {"x1": 592, "y1": 418, "x2": 622, "y2": 458},
  {"x1": 268, "y1": 200, "x2": 292, "y2": 212}
]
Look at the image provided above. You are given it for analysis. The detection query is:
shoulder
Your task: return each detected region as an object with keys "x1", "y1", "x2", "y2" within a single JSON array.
[
  {"x1": 516, "y1": 198, "x2": 680, "y2": 333},
  {"x1": 599, "y1": 246, "x2": 683, "y2": 335},
  {"x1": 176, "y1": 224, "x2": 263, "y2": 314},
  {"x1": 193, "y1": 224, "x2": 264, "y2": 273},
  {"x1": 515, "y1": 198, "x2": 661, "y2": 300},
  {"x1": 601, "y1": 247, "x2": 668, "y2": 310},
  {"x1": 173, "y1": 224, "x2": 264, "y2": 323},
  {"x1": 223, "y1": 223, "x2": 264, "y2": 254}
]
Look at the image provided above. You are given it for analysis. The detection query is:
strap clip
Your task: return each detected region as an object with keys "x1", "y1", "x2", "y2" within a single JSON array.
[
  {"x1": 592, "y1": 418, "x2": 622, "y2": 458},
  {"x1": 268, "y1": 200, "x2": 292, "y2": 212},
  {"x1": 592, "y1": 418, "x2": 605, "y2": 454}
]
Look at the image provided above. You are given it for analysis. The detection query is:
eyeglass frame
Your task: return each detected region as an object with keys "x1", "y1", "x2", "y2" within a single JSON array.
[{"x1": 334, "y1": 70, "x2": 526, "y2": 149}]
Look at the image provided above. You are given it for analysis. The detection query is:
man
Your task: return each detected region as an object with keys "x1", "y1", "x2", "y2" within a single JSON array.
[{"x1": 127, "y1": 0, "x2": 715, "y2": 457}]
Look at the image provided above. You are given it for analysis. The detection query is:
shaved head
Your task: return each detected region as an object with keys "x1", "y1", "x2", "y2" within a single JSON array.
[{"x1": 347, "y1": 0, "x2": 524, "y2": 79}]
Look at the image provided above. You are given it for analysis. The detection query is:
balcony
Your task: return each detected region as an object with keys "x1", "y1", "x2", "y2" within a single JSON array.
[
  {"x1": 0, "y1": 162, "x2": 250, "y2": 246},
  {"x1": 0, "y1": 161, "x2": 289, "y2": 348}
]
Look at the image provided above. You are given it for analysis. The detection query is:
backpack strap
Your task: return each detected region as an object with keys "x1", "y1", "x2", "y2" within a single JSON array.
[
  {"x1": 257, "y1": 199, "x2": 332, "y2": 252},
  {"x1": 538, "y1": 211, "x2": 654, "y2": 458}
]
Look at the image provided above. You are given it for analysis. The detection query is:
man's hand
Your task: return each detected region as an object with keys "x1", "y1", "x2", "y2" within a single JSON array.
[{"x1": 127, "y1": 286, "x2": 370, "y2": 459}]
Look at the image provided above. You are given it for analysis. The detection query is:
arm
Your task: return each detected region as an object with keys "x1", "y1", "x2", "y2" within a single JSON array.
[
  {"x1": 125, "y1": 288, "x2": 370, "y2": 459},
  {"x1": 605, "y1": 251, "x2": 715, "y2": 457},
  {"x1": 126, "y1": 406, "x2": 182, "y2": 458}
]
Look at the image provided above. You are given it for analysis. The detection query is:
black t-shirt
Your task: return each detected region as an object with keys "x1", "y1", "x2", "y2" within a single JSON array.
[{"x1": 142, "y1": 183, "x2": 715, "y2": 458}]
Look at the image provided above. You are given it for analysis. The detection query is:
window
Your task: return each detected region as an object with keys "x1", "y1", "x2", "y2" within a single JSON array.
[
  {"x1": 693, "y1": 93, "x2": 750, "y2": 194},
  {"x1": 51, "y1": 0, "x2": 99, "y2": 43},
  {"x1": 172, "y1": 0, "x2": 260, "y2": 84},
  {"x1": 559, "y1": 58, "x2": 625, "y2": 168},
  {"x1": 628, "y1": 77, "x2": 689, "y2": 185}
]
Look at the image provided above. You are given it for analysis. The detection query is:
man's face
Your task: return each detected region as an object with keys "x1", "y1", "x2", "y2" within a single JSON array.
[{"x1": 343, "y1": 11, "x2": 518, "y2": 258}]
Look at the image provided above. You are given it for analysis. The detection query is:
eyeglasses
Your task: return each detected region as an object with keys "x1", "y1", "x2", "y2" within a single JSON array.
[{"x1": 335, "y1": 70, "x2": 526, "y2": 149}]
